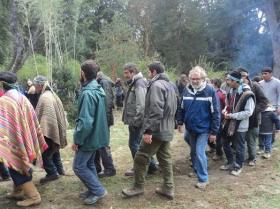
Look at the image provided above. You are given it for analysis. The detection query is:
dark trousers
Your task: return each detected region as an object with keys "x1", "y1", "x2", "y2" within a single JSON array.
[
  {"x1": 128, "y1": 126, "x2": 158, "y2": 171},
  {"x1": 94, "y1": 146, "x2": 116, "y2": 173},
  {"x1": 9, "y1": 168, "x2": 32, "y2": 186},
  {"x1": 223, "y1": 132, "x2": 246, "y2": 169},
  {"x1": 42, "y1": 137, "x2": 64, "y2": 176},
  {"x1": 215, "y1": 131, "x2": 224, "y2": 156},
  {"x1": 94, "y1": 128, "x2": 116, "y2": 173},
  {"x1": 0, "y1": 162, "x2": 10, "y2": 179}
]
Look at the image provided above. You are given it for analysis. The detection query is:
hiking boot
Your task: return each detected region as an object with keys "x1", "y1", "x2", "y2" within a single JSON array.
[
  {"x1": 98, "y1": 170, "x2": 116, "y2": 178},
  {"x1": 79, "y1": 190, "x2": 92, "y2": 200},
  {"x1": 83, "y1": 190, "x2": 107, "y2": 205},
  {"x1": 40, "y1": 174, "x2": 59, "y2": 184},
  {"x1": 16, "y1": 181, "x2": 41, "y2": 207},
  {"x1": 155, "y1": 187, "x2": 174, "y2": 200},
  {"x1": 263, "y1": 153, "x2": 271, "y2": 159},
  {"x1": 220, "y1": 164, "x2": 233, "y2": 171},
  {"x1": 230, "y1": 168, "x2": 242, "y2": 176},
  {"x1": 248, "y1": 160, "x2": 256, "y2": 166},
  {"x1": 195, "y1": 182, "x2": 209, "y2": 190},
  {"x1": 212, "y1": 154, "x2": 223, "y2": 161},
  {"x1": 124, "y1": 168, "x2": 134, "y2": 177},
  {"x1": 122, "y1": 186, "x2": 144, "y2": 197},
  {"x1": 6, "y1": 185, "x2": 24, "y2": 200}
]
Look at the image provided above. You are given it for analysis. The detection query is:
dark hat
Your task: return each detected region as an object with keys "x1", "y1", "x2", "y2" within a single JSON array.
[
  {"x1": 262, "y1": 67, "x2": 272, "y2": 73},
  {"x1": 227, "y1": 70, "x2": 242, "y2": 82},
  {"x1": 0, "y1": 72, "x2": 17, "y2": 84}
]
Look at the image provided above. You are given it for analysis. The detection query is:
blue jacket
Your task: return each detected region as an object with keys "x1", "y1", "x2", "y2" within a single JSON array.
[{"x1": 176, "y1": 83, "x2": 220, "y2": 135}]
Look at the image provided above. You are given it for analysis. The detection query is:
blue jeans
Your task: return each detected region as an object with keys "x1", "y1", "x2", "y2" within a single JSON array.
[
  {"x1": 129, "y1": 126, "x2": 142, "y2": 159},
  {"x1": 223, "y1": 132, "x2": 246, "y2": 169},
  {"x1": 42, "y1": 137, "x2": 64, "y2": 176},
  {"x1": 259, "y1": 134, "x2": 272, "y2": 153},
  {"x1": 9, "y1": 168, "x2": 32, "y2": 186},
  {"x1": 73, "y1": 150, "x2": 106, "y2": 196},
  {"x1": 187, "y1": 131, "x2": 209, "y2": 183}
]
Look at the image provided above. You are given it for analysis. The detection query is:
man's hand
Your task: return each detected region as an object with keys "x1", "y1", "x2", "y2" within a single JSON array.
[
  {"x1": 143, "y1": 134, "x2": 152, "y2": 144},
  {"x1": 209, "y1": 134, "x2": 216, "y2": 143},
  {"x1": 224, "y1": 112, "x2": 230, "y2": 119},
  {"x1": 72, "y1": 144, "x2": 79, "y2": 152},
  {"x1": 178, "y1": 125, "x2": 184, "y2": 133},
  {"x1": 277, "y1": 108, "x2": 280, "y2": 115}
]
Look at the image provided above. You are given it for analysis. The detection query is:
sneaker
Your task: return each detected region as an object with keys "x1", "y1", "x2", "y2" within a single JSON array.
[
  {"x1": 40, "y1": 174, "x2": 59, "y2": 184},
  {"x1": 195, "y1": 182, "x2": 209, "y2": 190},
  {"x1": 248, "y1": 160, "x2": 256, "y2": 166},
  {"x1": 147, "y1": 164, "x2": 158, "y2": 175},
  {"x1": 124, "y1": 168, "x2": 134, "y2": 177},
  {"x1": 220, "y1": 164, "x2": 233, "y2": 171},
  {"x1": 83, "y1": 190, "x2": 107, "y2": 205},
  {"x1": 212, "y1": 154, "x2": 223, "y2": 161},
  {"x1": 79, "y1": 190, "x2": 92, "y2": 200},
  {"x1": 230, "y1": 168, "x2": 242, "y2": 176},
  {"x1": 98, "y1": 170, "x2": 116, "y2": 178},
  {"x1": 155, "y1": 187, "x2": 174, "y2": 200},
  {"x1": 122, "y1": 186, "x2": 144, "y2": 197},
  {"x1": 257, "y1": 149, "x2": 265, "y2": 155},
  {"x1": 262, "y1": 153, "x2": 271, "y2": 159}
]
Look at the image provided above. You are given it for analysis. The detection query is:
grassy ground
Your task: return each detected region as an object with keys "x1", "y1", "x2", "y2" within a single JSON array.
[{"x1": 1, "y1": 111, "x2": 280, "y2": 209}]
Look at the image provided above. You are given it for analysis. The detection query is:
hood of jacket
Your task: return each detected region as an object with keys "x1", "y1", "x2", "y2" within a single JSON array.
[{"x1": 82, "y1": 79, "x2": 106, "y2": 97}]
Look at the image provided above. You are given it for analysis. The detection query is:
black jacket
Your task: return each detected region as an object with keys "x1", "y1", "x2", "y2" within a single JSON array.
[
  {"x1": 259, "y1": 109, "x2": 280, "y2": 134},
  {"x1": 248, "y1": 80, "x2": 269, "y2": 128}
]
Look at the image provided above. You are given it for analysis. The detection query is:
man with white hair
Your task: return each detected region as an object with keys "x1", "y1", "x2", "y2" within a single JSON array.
[
  {"x1": 177, "y1": 66, "x2": 220, "y2": 189},
  {"x1": 33, "y1": 76, "x2": 68, "y2": 184}
]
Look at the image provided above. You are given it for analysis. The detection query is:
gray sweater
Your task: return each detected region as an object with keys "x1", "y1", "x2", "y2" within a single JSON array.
[{"x1": 259, "y1": 77, "x2": 280, "y2": 109}]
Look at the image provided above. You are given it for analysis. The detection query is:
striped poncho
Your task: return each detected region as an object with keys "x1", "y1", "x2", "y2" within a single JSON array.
[
  {"x1": 36, "y1": 89, "x2": 67, "y2": 148},
  {"x1": 0, "y1": 89, "x2": 48, "y2": 175}
]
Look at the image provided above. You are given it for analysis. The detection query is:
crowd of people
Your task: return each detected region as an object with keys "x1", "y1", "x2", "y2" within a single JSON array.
[{"x1": 0, "y1": 60, "x2": 280, "y2": 207}]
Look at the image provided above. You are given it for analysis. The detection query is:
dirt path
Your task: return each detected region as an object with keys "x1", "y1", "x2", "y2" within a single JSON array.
[{"x1": 1, "y1": 118, "x2": 280, "y2": 209}]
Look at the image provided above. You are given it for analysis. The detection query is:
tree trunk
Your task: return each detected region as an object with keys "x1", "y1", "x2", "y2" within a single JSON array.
[
  {"x1": 262, "y1": 0, "x2": 280, "y2": 78},
  {"x1": 7, "y1": 0, "x2": 27, "y2": 73}
]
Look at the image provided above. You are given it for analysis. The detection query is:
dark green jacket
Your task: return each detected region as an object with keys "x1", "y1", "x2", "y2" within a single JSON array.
[{"x1": 73, "y1": 80, "x2": 109, "y2": 151}]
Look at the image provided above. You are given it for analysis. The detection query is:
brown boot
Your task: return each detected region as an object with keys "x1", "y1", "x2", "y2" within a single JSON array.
[
  {"x1": 6, "y1": 185, "x2": 24, "y2": 200},
  {"x1": 16, "y1": 181, "x2": 41, "y2": 207},
  {"x1": 155, "y1": 187, "x2": 174, "y2": 200}
]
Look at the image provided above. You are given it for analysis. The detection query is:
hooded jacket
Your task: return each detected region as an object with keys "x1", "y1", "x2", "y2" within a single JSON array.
[
  {"x1": 74, "y1": 80, "x2": 109, "y2": 151},
  {"x1": 122, "y1": 72, "x2": 147, "y2": 127}
]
